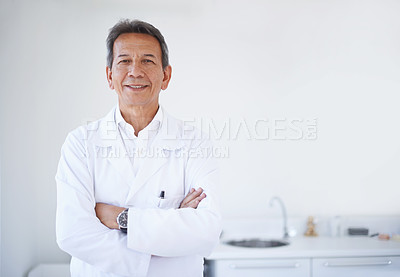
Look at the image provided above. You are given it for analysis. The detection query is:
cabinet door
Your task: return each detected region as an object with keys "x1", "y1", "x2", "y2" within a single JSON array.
[
  {"x1": 313, "y1": 256, "x2": 400, "y2": 277},
  {"x1": 212, "y1": 258, "x2": 310, "y2": 277}
]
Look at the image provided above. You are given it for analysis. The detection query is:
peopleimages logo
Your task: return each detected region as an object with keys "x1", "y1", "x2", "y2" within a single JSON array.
[
  {"x1": 83, "y1": 116, "x2": 318, "y2": 141},
  {"x1": 83, "y1": 116, "x2": 318, "y2": 159}
]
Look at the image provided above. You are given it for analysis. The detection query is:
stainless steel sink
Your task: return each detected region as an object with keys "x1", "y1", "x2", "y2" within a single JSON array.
[{"x1": 224, "y1": 239, "x2": 289, "y2": 248}]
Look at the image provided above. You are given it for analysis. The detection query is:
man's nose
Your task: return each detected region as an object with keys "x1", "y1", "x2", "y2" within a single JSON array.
[{"x1": 128, "y1": 62, "x2": 144, "y2": 78}]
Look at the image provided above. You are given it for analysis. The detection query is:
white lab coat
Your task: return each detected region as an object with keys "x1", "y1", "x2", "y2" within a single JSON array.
[{"x1": 56, "y1": 106, "x2": 222, "y2": 277}]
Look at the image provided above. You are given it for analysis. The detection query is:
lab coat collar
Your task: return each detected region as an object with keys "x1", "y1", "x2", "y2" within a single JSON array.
[
  {"x1": 92, "y1": 106, "x2": 186, "y2": 202},
  {"x1": 93, "y1": 106, "x2": 184, "y2": 150},
  {"x1": 115, "y1": 103, "x2": 163, "y2": 137}
]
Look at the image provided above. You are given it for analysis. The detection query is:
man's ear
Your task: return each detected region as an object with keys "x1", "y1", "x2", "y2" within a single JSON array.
[
  {"x1": 106, "y1": 66, "x2": 114, "y2": 90},
  {"x1": 161, "y1": 65, "x2": 172, "y2": 90}
]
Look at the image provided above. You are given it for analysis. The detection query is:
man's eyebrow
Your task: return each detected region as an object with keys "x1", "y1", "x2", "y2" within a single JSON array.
[{"x1": 116, "y1": 54, "x2": 156, "y2": 58}]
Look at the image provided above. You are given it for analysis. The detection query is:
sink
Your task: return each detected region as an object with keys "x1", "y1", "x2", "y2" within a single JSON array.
[{"x1": 224, "y1": 239, "x2": 289, "y2": 248}]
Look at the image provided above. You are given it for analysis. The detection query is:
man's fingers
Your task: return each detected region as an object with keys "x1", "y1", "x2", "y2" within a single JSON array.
[
  {"x1": 196, "y1": 193, "x2": 206, "y2": 202},
  {"x1": 181, "y1": 188, "x2": 203, "y2": 206},
  {"x1": 189, "y1": 188, "x2": 203, "y2": 200},
  {"x1": 179, "y1": 188, "x2": 206, "y2": 208},
  {"x1": 181, "y1": 192, "x2": 207, "y2": 208},
  {"x1": 190, "y1": 194, "x2": 206, "y2": 207}
]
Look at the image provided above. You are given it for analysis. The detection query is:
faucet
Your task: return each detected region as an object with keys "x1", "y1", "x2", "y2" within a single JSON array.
[{"x1": 269, "y1": 196, "x2": 289, "y2": 239}]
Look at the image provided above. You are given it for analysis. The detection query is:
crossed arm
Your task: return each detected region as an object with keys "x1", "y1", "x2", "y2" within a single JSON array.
[{"x1": 95, "y1": 187, "x2": 207, "y2": 229}]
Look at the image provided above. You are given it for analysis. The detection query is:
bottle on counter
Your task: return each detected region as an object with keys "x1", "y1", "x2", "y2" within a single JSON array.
[{"x1": 329, "y1": 215, "x2": 341, "y2": 237}]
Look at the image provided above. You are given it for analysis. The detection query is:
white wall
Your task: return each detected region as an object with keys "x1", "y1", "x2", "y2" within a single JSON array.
[{"x1": 1, "y1": 0, "x2": 400, "y2": 276}]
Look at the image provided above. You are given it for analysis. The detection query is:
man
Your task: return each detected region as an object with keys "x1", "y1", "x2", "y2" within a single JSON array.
[{"x1": 56, "y1": 19, "x2": 221, "y2": 277}]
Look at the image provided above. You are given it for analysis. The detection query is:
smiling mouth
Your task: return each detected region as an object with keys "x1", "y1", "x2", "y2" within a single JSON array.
[{"x1": 126, "y1": 85, "x2": 148, "y2": 89}]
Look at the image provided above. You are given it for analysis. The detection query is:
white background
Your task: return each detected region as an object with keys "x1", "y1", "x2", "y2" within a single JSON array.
[{"x1": 1, "y1": 0, "x2": 400, "y2": 276}]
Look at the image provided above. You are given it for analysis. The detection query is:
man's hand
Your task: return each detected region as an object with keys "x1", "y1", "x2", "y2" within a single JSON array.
[
  {"x1": 95, "y1": 203, "x2": 125, "y2": 230},
  {"x1": 179, "y1": 187, "x2": 206, "y2": 209}
]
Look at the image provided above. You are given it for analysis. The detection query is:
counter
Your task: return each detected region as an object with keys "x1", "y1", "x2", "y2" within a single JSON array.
[{"x1": 207, "y1": 236, "x2": 400, "y2": 260}]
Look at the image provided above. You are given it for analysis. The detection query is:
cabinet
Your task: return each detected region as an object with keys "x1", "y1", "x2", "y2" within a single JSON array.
[
  {"x1": 206, "y1": 256, "x2": 400, "y2": 277},
  {"x1": 313, "y1": 256, "x2": 400, "y2": 277},
  {"x1": 207, "y1": 258, "x2": 310, "y2": 277}
]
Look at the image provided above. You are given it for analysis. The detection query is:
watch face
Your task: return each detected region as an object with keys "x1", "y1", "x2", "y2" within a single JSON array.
[{"x1": 118, "y1": 210, "x2": 128, "y2": 228}]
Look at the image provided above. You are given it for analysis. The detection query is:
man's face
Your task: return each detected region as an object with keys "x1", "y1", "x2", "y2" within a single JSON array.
[{"x1": 106, "y1": 33, "x2": 171, "y2": 111}]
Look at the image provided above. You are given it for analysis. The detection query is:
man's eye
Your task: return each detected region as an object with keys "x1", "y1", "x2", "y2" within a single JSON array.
[
  {"x1": 119, "y1": 60, "x2": 130, "y2": 64},
  {"x1": 143, "y1": 59, "x2": 155, "y2": 64}
]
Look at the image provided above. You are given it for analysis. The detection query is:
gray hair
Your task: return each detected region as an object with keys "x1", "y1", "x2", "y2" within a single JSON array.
[{"x1": 106, "y1": 19, "x2": 169, "y2": 69}]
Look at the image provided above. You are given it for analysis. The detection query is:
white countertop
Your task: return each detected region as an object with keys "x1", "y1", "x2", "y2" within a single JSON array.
[{"x1": 207, "y1": 236, "x2": 400, "y2": 260}]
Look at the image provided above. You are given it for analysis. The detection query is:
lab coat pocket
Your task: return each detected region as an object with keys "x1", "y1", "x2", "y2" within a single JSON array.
[{"x1": 158, "y1": 195, "x2": 184, "y2": 209}]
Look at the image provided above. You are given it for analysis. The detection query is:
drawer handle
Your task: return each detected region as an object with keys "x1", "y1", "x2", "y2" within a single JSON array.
[
  {"x1": 323, "y1": 260, "x2": 392, "y2": 267},
  {"x1": 230, "y1": 262, "x2": 301, "y2": 269}
]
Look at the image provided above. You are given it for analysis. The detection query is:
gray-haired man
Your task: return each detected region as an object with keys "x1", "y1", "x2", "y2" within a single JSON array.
[{"x1": 56, "y1": 19, "x2": 221, "y2": 277}]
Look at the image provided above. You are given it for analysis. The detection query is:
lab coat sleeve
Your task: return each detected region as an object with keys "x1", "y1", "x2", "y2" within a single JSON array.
[
  {"x1": 56, "y1": 129, "x2": 151, "y2": 277},
  {"x1": 127, "y1": 138, "x2": 222, "y2": 257}
]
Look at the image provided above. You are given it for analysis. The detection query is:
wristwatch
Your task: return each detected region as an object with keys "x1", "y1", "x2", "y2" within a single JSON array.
[{"x1": 117, "y1": 208, "x2": 129, "y2": 233}]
